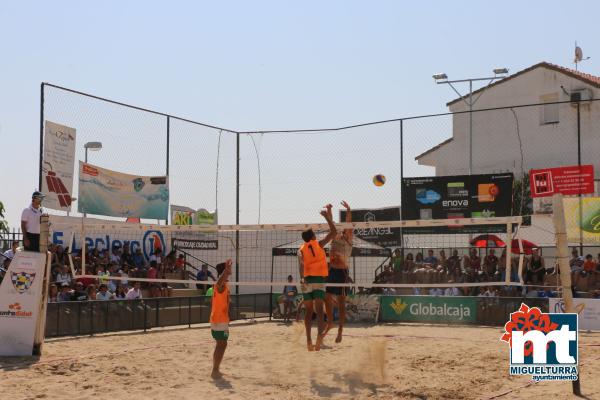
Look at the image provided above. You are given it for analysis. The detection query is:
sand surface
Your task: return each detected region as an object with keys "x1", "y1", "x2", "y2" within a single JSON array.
[{"x1": 1, "y1": 321, "x2": 599, "y2": 400}]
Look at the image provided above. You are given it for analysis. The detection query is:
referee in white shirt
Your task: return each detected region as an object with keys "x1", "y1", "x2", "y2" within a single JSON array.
[{"x1": 21, "y1": 191, "x2": 45, "y2": 252}]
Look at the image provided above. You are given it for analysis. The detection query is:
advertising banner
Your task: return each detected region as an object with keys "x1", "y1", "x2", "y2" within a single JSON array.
[
  {"x1": 78, "y1": 162, "x2": 169, "y2": 220},
  {"x1": 550, "y1": 298, "x2": 600, "y2": 331},
  {"x1": 345, "y1": 294, "x2": 380, "y2": 323},
  {"x1": 340, "y1": 206, "x2": 401, "y2": 247},
  {"x1": 564, "y1": 197, "x2": 600, "y2": 244},
  {"x1": 41, "y1": 121, "x2": 76, "y2": 211},
  {"x1": 380, "y1": 296, "x2": 477, "y2": 323},
  {"x1": 0, "y1": 252, "x2": 47, "y2": 356},
  {"x1": 171, "y1": 205, "x2": 217, "y2": 226},
  {"x1": 401, "y1": 173, "x2": 513, "y2": 234},
  {"x1": 530, "y1": 165, "x2": 594, "y2": 197},
  {"x1": 172, "y1": 237, "x2": 218, "y2": 250}
]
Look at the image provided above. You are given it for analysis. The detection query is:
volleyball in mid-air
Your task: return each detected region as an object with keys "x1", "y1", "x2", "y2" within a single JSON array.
[{"x1": 373, "y1": 174, "x2": 386, "y2": 187}]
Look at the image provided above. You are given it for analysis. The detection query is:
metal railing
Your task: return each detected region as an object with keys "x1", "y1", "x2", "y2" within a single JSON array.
[{"x1": 45, "y1": 293, "x2": 271, "y2": 338}]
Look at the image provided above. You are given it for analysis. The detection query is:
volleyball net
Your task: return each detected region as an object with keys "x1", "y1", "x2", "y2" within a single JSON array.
[{"x1": 47, "y1": 214, "x2": 534, "y2": 294}]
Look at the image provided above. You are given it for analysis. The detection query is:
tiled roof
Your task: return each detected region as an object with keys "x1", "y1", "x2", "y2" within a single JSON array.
[
  {"x1": 415, "y1": 137, "x2": 453, "y2": 160},
  {"x1": 447, "y1": 61, "x2": 600, "y2": 106}
]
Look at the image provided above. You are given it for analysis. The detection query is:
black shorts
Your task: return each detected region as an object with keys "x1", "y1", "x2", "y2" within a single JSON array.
[
  {"x1": 326, "y1": 267, "x2": 348, "y2": 296},
  {"x1": 25, "y1": 233, "x2": 40, "y2": 252}
]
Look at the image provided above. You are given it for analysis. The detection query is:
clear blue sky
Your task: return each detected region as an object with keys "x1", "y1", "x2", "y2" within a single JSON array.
[{"x1": 1, "y1": 1, "x2": 599, "y2": 227}]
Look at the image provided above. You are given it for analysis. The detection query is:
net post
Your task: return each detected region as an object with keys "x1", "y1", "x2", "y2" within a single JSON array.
[
  {"x1": 552, "y1": 193, "x2": 581, "y2": 396},
  {"x1": 81, "y1": 219, "x2": 86, "y2": 276},
  {"x1": 504, "y1": 223, "x2": 511, "y2": 284},
  {"x1": 33, "y1": 215, "x2": 51, "y2": 356}
]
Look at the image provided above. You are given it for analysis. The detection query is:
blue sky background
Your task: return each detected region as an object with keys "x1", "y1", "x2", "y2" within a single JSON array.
[{"x1": 1, "y1": 1, "x2": 599, "y2": 226}]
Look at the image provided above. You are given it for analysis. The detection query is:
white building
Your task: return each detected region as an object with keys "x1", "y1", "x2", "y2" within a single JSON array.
[
  {"x1": 416, "y1": 62, "x2": 600, "y2": 180},
  {"x1": 415, "y1": 62, "x2": 600, "y2": 247}
]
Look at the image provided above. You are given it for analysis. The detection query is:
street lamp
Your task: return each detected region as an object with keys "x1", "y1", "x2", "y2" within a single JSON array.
[
  {"x1": 433, "y1": 68, "x2": 508, "y2": 174},
  {"x1": 83, "y1": 142, "x2": 102, "y2": 218},
  {"x1": 84, "y1": 141, "x2": 102, "y2": 163}
]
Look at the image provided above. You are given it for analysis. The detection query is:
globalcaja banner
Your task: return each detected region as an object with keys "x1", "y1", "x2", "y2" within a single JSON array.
[
  {"x1": 41, "y1": 121, "x2": 76, "y2": 211},
  {"x1": 530, "y1": 164, "x2": 594, "y2": 198},
  {"x1": 340, "y1": 206, "x2": 401, "y2": 247},
  {"x1": 550, "y1": 298, "x2": 600, "y2": 331},
  {"x1": 0, "y1": 252, "x2": 47, "y2": 356},
  {"x1": 171, "y1": 205, "x2": 217, "y2": 225},
  {"x1": 78, "y1": 162, "x2": 169, "y2": 220},
  {"x1": 401, "y1": 173, "x2": 513, "y2": 234},
  {"x1": 380, "y1": 296, "x2": 477, "y2": 324},
  {"x1": 564, "y1": 197, "x2": 600, "y2": 244}
]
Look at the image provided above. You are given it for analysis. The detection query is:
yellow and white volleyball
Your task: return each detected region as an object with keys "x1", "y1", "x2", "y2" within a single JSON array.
[{"x1": 373, "y1": 174, "x2": 386, "y2": 187}]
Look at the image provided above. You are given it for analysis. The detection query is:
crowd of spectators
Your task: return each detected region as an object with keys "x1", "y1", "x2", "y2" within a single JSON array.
[
  {"x1": 45, "y1": 242, "x2": 185, "y2": 303},
  {"x1": 373, "y1": 246, "x2": 581, "y2": 297}
]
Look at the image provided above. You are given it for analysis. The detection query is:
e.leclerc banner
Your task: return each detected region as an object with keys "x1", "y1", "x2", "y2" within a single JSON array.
[
  {"x1": 0, "y1": 252, "x2": 47, "y2": 356},
  {"x1": 401, "y1": 173, "x2": 513, "y2": 234},
  {"x1": 380, "y1": 296, "x2": 477, "y2": 324},
  {"x1": 78, "y1": 162, "x2": 169, "y2": 220},
  {"x1": 41, "y1": 121, "x2": 76, "y2": 211}
]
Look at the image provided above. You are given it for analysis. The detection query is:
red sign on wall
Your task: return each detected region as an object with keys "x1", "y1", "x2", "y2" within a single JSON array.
[{"x1": 529, "y1": 165, "x2": 595, "y2": 197}]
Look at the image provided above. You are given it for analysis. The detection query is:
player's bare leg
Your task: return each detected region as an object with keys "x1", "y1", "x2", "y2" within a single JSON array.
[
  {"x1": 303, "y1": 300, "x2": 315, "y2": 351},
  {"x1": 336, "y1": 295, "x2": 346, "y2": 343},
  {"x1": 315, "y1": 298, "x2": 325, "y2": 351},
  {"x1": 324, "y1": 293, "x2": 335, "y2": 337}
]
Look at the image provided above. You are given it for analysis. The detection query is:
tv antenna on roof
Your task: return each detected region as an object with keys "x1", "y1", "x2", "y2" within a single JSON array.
[{"x1": 574, "y1": 41, "x2": 590, "y2": 71}]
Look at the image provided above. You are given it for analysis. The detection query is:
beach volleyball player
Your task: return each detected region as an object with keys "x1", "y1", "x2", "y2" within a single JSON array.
[
  {"x1": 325, "y1": 200, "x2": 353, "y2": 343},
  {"x1": 298, "y1": 204, "x2": 337, "y2": 351},
  {"x1": 210, "y1": 259, "x2": 232, "y2": 379}
]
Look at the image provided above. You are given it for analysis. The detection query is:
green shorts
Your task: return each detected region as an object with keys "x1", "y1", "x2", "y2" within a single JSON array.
[
  {"x1": 302, "y1": 276, "x2": 326, "y2": 301},
  {"x1": 211, "y1": 329, "x2": 229, "y2": 341}
]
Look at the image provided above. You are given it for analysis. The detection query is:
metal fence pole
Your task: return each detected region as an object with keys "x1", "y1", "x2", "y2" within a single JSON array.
[
  {"x1": 39, "y1": 83, "x2": 44, "y2": 191},
  {"x1": 188, "y1": 297, "x2": 191, "y2": 328},
  {"x1": 166, "y1": 116, "x2": 170, "y2": 225},
  {"x1": 399, "y1": 119, "x2": 404, "y2": 257}
]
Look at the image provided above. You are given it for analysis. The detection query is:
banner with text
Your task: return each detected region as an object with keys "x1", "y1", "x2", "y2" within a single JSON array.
[
  {"x1": 401, "y1": 173, "x2": 513, "y2": 234},
  {"x1": 550, "y1": 298, "x2": 600, "y2": 331},
  {"x1": 78, "y1": 162, "x2": 169, "y2": 220},
  {"x1": 564, "y1": 197, "x2": 600, "y2": 244},
  {"x1": 380, "y1": 296, "x2": 477, "y2": 324},
  {"x1": 41, "y1": 121, "x2": 76, "y2": 211},
  {"x1": 340, "y1": 206, "x2": 401, "y2": 248},
  {"x1": 530, "y1": 165, "x2": 594, "y2": 197},
  {"x1": 171, "y1": 205, "x2": 217, "y2": 225},
  {"x1": 0, "y1": 252, "x2": 47, "y2": 356}
]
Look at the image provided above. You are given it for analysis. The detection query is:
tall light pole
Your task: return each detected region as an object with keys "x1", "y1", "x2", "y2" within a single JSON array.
[
  {"x1": 84, "y1": 141, "x2": 102, "y2": 163},
  {"x1": 83, "y1": 142, "x2": 102, "y2": 217},
  {"x1": 433, "y1": 68, "x2": 508, "y2": 174}
]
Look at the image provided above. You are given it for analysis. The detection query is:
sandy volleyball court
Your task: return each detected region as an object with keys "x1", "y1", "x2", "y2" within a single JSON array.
[{"x1": 1, "y1": 321, "x2": 599, "y2": 400}]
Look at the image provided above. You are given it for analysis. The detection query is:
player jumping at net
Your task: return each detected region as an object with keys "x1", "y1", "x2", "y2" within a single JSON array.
[
  {"x1": 298, "y1": 204, "x2": 337, "y2": 351},
  {"x1": 210, "y1": 259, "x2": 232, "y2": 379},
  {"x1": 325, "y1": 200, "x2": 353, "y2": 343}
]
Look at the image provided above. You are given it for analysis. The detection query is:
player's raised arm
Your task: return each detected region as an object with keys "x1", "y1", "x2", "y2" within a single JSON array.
[
  {"x1": 318, "y1": 204, "x2": 337, "y2": 248},
  {"x1": 341, "y1": 200, "x2": 353, "y2": 242}
]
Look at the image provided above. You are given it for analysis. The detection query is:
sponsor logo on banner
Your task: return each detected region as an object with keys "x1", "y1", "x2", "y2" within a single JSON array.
[
  {"x1": 402, "y1": 173, "x2": 513, "y2": 234},
  {"x1": 381, "y1": 296, "x2": 476, "y2": 323},
  {"x1": 143, "y1": 230, "x2": 166, "y2": 259},
  {"x1": 42, "y1": 121, "x2": 77, "y2": 211},
  {"x1": 501, "y1": 303, "x2": 578, "y2": 381},
  {"x1": 529, "y1": 165, "x2": 594, "y2": 197},
  {"x1": 0, "y1": 303, "x2": 33, "y2": 318},
  {"x1": 172, "y1": 238, "x2": 218, "y2": 250},
  {"x1": 550, "y1": 298, "x2": 600, "y2": 331},
  {"x1": 340, "y1": 207, "x2": 401, "y2": 247},
  {"x1": 564, "y1": 197, "x2": 600, "y2": 244},
  {"x1": 11, "y1": 271, "x2": 36, "y2": 294},
  {"x1": 345, "y1": 295, "x2": 380, "y2": 323}
]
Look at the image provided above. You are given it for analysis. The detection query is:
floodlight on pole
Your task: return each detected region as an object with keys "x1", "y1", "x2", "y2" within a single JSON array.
[
  {"x1": 84, "y1": 141, "x2": 102, "y2": 163},
  {"x1": 433, "y1": 68, "x2": 509, "y2": 174}
]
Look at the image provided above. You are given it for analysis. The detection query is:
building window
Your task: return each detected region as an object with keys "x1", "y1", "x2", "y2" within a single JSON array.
[{"x1": 540, "y1": 93, "x2": 559, "y2": 124}]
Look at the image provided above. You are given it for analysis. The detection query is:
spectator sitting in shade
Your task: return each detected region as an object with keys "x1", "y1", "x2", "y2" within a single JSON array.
[
  {"x1": 72, "y1": 282, "x2": 88, "y2": 301},
  {"x1": 86, "y1": 284, "x2": 97, "y2": 300},
  {"x1": 115, "y1": 285, "x2": 127, "y2": 299},
  {"x1": 48, "y1": 284, "x2": 59, "y2": 302},
  {"x1": 96, "y1": 284, "x2": 114, "y2": 300},
  {"x1": 3, "y1": 241, "x2": 19, "y2": 260},
  {"x1": 132, "y1": 248, "x2": 144, "y2": 269},
  {"x1": 58, "y1": 283, "x2": 73, "y2": 302},
  {"x1": 196, "y1": 264, "x2": 216, "y2": 291},
  {"x1": 126, "y1": 281, "x2": 143, "y2": 299},
  {"x1": 55, "y1": 265, "x2": 72, "y2": 286}
]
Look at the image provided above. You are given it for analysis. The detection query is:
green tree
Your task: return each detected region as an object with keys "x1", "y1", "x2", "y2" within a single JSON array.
[
  {"x1": 0, "y1": 201, "x2": 9, "y2": 251},
  {"x1": 512, "y1": 174, "x2": 532, "y2": 225}
]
